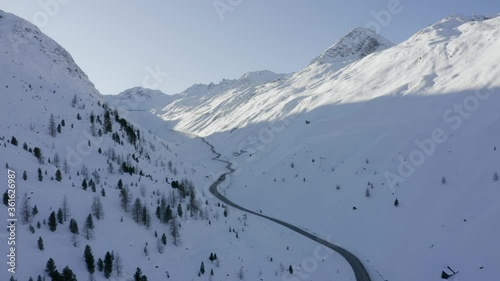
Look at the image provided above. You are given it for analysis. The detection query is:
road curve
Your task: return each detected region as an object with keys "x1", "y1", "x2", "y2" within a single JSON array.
[{"x1": 199, "y1": 137, "x2": 372, "y2": 281}]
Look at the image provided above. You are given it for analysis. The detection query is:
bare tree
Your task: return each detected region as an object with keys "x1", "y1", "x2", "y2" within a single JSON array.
[
  {"x1": 62, "y1": 195, "x2": 70, "y2": 221},
  {"x1": 49, "y1": 114, "x2": 57, "y2": 137},
  {"x1": 63, "y1": 158, "x2": 70, "y2": 174},
  {"x1": 114, "y1": 253, "x2": 123, "y2": 277},
  {"x1": 156, "y1": 238, "x2": 165, "y2": 254},
  {"x1": 53, "y1": 153, "x2": 60, "y2": 168},
  {"x1": 71, "y1": 94, "x2": 78, "y2": 108},
  {"x1": 170, "y1": 217, "x2": 181, "y2": 246},
  {"x1": 120, "y1": 186, "x2": 132, "y2": 212},
  {"x1": 91, "y1": 196, "x2": 104, "y2": 220},
  {"x1": 238, "y1": 266, "x2": 244, "y2": 280}
]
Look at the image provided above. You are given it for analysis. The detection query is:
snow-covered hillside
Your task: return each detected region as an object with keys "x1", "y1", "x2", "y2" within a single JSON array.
[
  {"x1": 0, "y1": 10, "x2": 355, "y2": 281},
  {"x1": 117, "y1": 14, "x2": 500, "y2": 281}
]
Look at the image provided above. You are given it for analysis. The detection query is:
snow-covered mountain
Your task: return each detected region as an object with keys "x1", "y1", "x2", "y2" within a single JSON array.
[
  {"x1": 1, "y1": 10, "x2": 349, "y2": 281},
  {"x1": 105, "y1": 87, "x2": 175, "y2": 115},
  {"x1": 113, "y1": 14, "x2": 500, "y2": 281},
  {"x1": 309, "y1": 27, "x2": 393, "y2": 66}
]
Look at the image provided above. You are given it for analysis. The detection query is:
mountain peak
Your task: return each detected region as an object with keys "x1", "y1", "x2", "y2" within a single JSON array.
[
  {"x1": 117, "y1": 87, "x2": 167, "y2": 99},
  {"x1": 310, "y1": 27, "x2": 393, "y2": 66},
  {"x1": 238, "y1": 70, "x2": 287, "y2": 84}
]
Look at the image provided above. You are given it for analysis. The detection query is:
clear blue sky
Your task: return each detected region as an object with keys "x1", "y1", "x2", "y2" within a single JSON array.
[{"x1": 1, "y1": 0, "x2": 498, "y2": 95}]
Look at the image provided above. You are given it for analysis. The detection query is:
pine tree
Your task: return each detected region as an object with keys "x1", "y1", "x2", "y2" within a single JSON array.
[
  {"x1": 10, "y1": 136, "x2": 18, "y2": 146},
  {"x1": 69, "y1": 218, "x2": 79, "y2": 247},
  {"x1": 97, "y1": 258, "x2": 104, "y2": 272},
  {"x1": 45, "y1": 258, "x2": 57, "y2": 277},
  {"x1": 177, "y1": 203, "x2": 183, "y2": 218},
  {"x1": 20, "y1": 195, "x2": 31, "y2": 224},
  {"x1": 37, "y1": 236, "x2": 44, "y2": 251},
  {"x1": 48, "y1": 211, "x2": 57, "y2": 231},
  {"x1": 32, "y1": 205, "x2": 39, "y2": 215},
  {"x1": 199, "y1": 262, "x2": 205, "y2": 275},
  {"x1": 133, "y1": 268, "x2": 143, "y2": 281},
  {"x1": 61, "y1": 266, "x2": 77, "y2": 281},
  {"x1": 83, "y1": 214, "x2": 95, "y2": 240},
  {"x1": 103, "y1": 110, "x2": 112, "y2": 133},
  {"x1": 3, "y1": 191, "x2": 8, "y2": 206},
  {"x1": 82, "y1": 179, "x2": 87, "y2": 190},
  {"x1": 84, "y1": 245, "x2": 95, "y2": 274},
  {"x1": 55, "y1": 169, "x2": 62, "y2": 182},
  {"x1": 161, "y1": 233, "x2": 167, "y2": 245},
  {"x1": 394, "y1": 199, "x2": 400, "y2": 207},
  {"x1": 103, "y1": 251, "x2": 113, "y2": 279},
  {"x1": 69, "y1": 219, "x2": 79, "y2": 234},
  {"x1": 38, "y1": 168, "x2": 43, "y2": 182},
  {"x1": 90, "y1": 178, "x2": 96, "y2": 193},
  {"x1": 49, "y1": 114, "x2": 57, "y2": 137},
  {"x1": 57, "y1": 208, "x2": 64, "y2": 224},
  {"x1": 163, "y1": 205, "x2": 172, "y2": 224},
  {"x1": 33, "y1": 147, "x2": 42, "y2": 162}
]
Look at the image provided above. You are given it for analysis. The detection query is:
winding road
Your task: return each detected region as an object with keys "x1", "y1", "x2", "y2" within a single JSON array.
[{"x1": 199, "y1": 137, "x2": 372, "y2": 281}]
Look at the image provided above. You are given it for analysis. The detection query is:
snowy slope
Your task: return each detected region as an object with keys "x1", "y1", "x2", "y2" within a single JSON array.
[
  {"x1": 0, "y1": 10, "x2": 354, "y2": 281},
  {"x1": 153, "y1": 70, "x2": 288, "y2": 134},
  {"x1": 134, "y1": 14, "x2": 500, "y2": 281}
]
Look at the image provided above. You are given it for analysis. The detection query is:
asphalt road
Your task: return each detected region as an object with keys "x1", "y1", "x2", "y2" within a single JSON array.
[{"x1": 200, "y1": 137, "x2": 372, "y2": 281}]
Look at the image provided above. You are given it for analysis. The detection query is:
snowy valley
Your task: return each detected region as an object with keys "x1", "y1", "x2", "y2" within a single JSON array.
[
  {"x1": 0, "y1": 10, "x2": 351, "y2": 281},
  {"x1": 1, "y1": 8, "x2": 500, "y2": 281}
]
